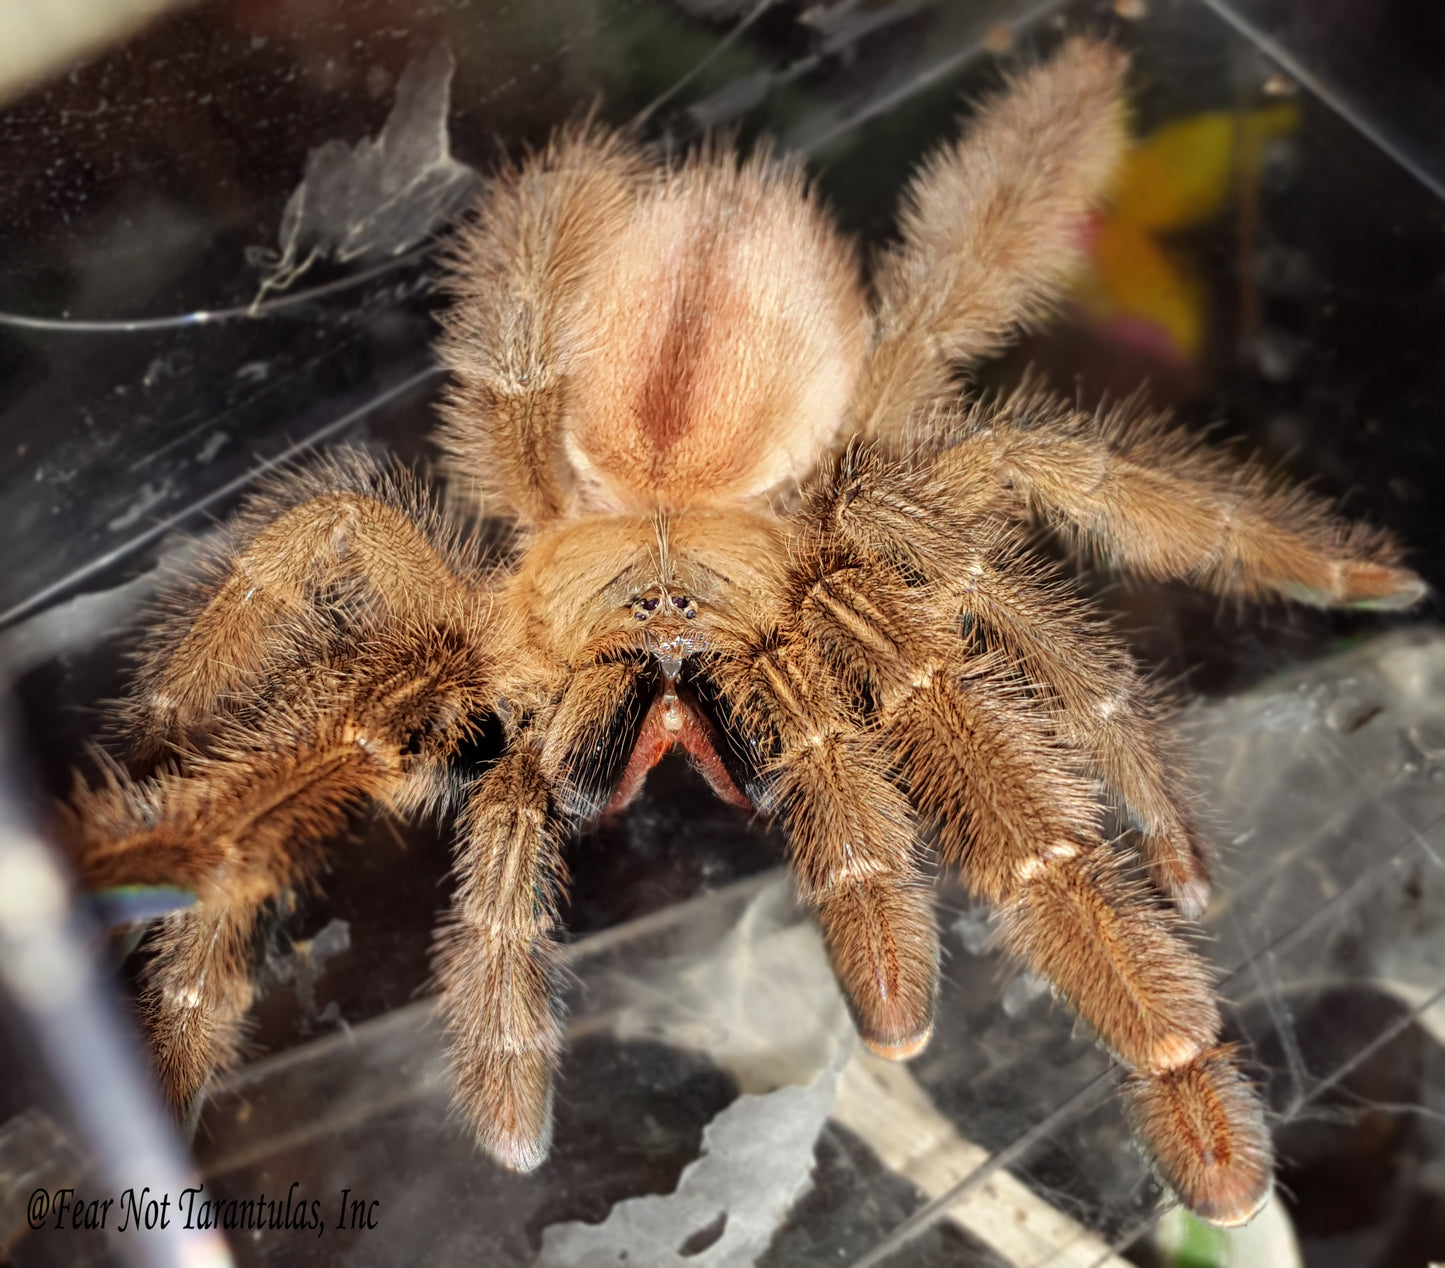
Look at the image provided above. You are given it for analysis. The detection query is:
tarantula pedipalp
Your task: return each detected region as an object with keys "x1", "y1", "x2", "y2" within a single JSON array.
[{"x1": 61, "y1": 37, "x2": 1424, "y2": 1230}]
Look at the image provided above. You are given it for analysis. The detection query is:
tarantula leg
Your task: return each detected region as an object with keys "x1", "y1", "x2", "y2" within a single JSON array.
[
  {"x1": 798, "y1": 444, "x2": 1210, "y2": 912},
  {"x1": 64, "y1": 614, "x2": 503, "y2": 1113},
  {"x1": 887, "y1": 658, "x2": 1271, "y2": 1222},
  {"x1": 707, "y1": 631, "x2": 938, "y2": 1059},
  {"x1": 65, "y1": 709, "x2": 405, "y2": 1111},
  {"x1": 995, "y1": 847, "x2": 1220, "y2": 1073},
  {"x1": 943, "y1": 385, "x2": 1426, "y2": 608},
  {"x1": 950, "y1": 544, "x2": 1212, "y2": 915},
  {"x1": 1009, "y1": 854, "x2": 1272, "y2": 1225},
  {"x1": 140, "y1": 902, "x2": 265, "y2": 1115},
  {"x1": 890, "y1": 660, "x2": 1220, "y2": 1062},
  {"x1": 436, "y1": 747, "x2": 566, "y2": 1172},
  {"x1": 888, "y1": 655, "x2": 1101, "y2": 900},
  {"x1": 1123, "y1": 1046, "x2": 1273, "y2": 1228},
  {"x1": 130, "y1": 457, "x2": 478, "y2": 764},
  {"x1": 852, "y1": 37, "x2": 1129, "y2": 442},
  {"x1": 784, "y1": 730, "x2": 938, "y2": 1059},
  {"x1": 436, "y1": 125, "x2": 647, "y2": 523},
  {"x1": 436, "y1": 653, "x2": 652, "y2": 1170}
]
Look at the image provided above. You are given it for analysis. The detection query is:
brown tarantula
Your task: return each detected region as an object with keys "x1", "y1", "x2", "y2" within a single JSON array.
[{"x1": 62, "y1": 38, "x2": 1423, "y2": 1229}]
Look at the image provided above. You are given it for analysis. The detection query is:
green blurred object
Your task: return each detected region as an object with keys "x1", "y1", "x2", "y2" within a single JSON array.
[
  {"x1": 88, "y1": 883, "x2": 196, "y2": 929},
  {"x1": 1155, "y1": 1196, "x2": 1304, "y2": 1268}
]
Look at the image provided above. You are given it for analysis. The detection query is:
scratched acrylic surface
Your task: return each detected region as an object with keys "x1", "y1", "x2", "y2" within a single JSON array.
[{"x1": 2, "y1": 0, "x2": 1445, "y2": 1265}]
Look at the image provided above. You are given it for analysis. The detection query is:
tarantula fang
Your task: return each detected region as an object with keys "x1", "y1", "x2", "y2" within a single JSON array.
[{"x1": 59, "y1": 37, "x2": 1424, "y2": 1230}]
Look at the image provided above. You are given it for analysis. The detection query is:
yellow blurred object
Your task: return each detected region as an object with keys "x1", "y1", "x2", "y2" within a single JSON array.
[{"x1": 1077, "y1": 103, "x2": 1299, "y2": 363}]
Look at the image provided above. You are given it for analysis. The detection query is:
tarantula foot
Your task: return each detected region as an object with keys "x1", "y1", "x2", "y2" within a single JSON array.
[
  {"x1": 861, "y1": 1024, "x2": 934, "y2": 1062},
  {"x1": 1172, "y1": 873, "x2": 1212, "y2": 924},
  {"x1": 1147, "y1": 854, "x2": 1212, "y2": 922},
  {"x1": 483, "y1": 1124, "x2": 553, "y2": 1174},
  {"x1": 1340, "y1": 562, "x2": 1429, "y2": 611},
  {"x1": 1124, "y1": 1047, "x2": 1274, "y2": 1228},
  {"x1": 1286, "y1": 562, "x2": 1428, "y2": 611},
  {"x1": 849, "y1": 991, "x2": 936, "y2": 1064},
  {"x1": 816, "y1": 879, "x2": 940, "y2": 1066},
  {"x1": 462, "y1": 1054, "x2": 556, "y2": 1173}
]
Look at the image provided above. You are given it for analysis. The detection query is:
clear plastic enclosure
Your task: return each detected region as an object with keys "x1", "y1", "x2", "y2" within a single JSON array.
[{"x1": 2, "y1": 1, "x2": 1445, "y2": 1266}]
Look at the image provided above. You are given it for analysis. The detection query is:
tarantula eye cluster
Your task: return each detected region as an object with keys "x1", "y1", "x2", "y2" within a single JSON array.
[
  {"x1": 58, "y1": 35, "x2": 1423, "y2": 1232},
  {"x1": 631, "y1": 591, "x2": 697, "y2": 622}
]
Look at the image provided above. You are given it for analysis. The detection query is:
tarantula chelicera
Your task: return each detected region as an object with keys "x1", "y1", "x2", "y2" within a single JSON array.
[{"x1": 63, "y1": 37, "x2": 1423, "y2": 1229}]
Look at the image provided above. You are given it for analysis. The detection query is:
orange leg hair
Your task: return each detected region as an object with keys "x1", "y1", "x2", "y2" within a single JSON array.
[
  {"x1": 943, "y1": 542, "x2": 1214, "y2": 917},
  {"x1": 435, "y1": 650, "x2": 669, "y2": 1170},
  {"x1": 774, "y1": 443, "x2": 1276, "y2": 1224},
  {"x1": 939, "y1": 383, "x2": 1426, "y2": 608},
  {"x1": 435, "y1": 124, "x2": 648, "y2": 523},
  {"x1": 435, "y1": 744, "x2": 567, "y2": 1172},
  {"x1": 64, "y1": 617, "x2": 504, "y2": 1111},
  {"x1": 123, "y1": 454, "x2": 484, "y2": 767},
  {"x1": 706, "y1": 620, "x2": 939, "y2": 1062},
  {"x1": 850, "y1": 37, "x2": 1130, "y2": 444}
]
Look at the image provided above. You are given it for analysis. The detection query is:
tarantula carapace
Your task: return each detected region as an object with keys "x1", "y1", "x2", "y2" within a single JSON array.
[{"x1": 62, "y1": 37, "x2": 1423, "y2": 1229}]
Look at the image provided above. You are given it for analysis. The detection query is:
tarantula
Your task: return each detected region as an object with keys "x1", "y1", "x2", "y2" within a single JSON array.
[{"x1": 61, "y1": 37, "x2": 1422, "y2": 1229}]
